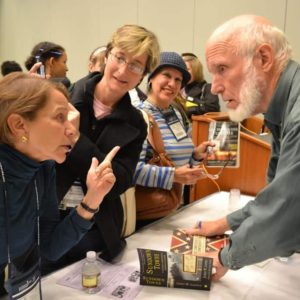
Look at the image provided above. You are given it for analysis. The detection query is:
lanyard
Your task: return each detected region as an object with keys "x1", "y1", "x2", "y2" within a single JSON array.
[{"x1": 159, "y1": 106, "x2": 188, "y2": 141}]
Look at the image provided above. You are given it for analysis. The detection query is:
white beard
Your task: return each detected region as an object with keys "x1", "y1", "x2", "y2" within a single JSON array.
[{"x1": 228, "y1": 65, "x2": 265, "y2": 122}]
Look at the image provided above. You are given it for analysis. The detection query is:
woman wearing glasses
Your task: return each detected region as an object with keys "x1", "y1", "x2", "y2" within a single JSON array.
[{"x1": 52, "y1": 25, "x2": 160, "y2": 271}]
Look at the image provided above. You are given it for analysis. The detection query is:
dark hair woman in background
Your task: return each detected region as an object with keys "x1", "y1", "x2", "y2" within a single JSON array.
[{"x1": 25, "y1": 41, "x2": 69, "y2": 80}]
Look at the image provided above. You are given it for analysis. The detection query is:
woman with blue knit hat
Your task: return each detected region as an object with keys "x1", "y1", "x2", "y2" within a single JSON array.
[{"x1": 134, "y1": 51, "x2": 214, "y2": 227}]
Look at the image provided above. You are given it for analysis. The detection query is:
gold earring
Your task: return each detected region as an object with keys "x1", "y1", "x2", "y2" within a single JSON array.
[{"x1": 21, "y1": 136, "x2": 28, "y2": 143}]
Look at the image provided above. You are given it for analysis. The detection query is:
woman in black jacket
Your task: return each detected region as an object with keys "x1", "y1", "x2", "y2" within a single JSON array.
[
  {"x1": 51, "y1": 25, "x2": 160, "y2": 270},
  {"x1": 181, "y1": 53, "x2": 220, "y2": 119}
]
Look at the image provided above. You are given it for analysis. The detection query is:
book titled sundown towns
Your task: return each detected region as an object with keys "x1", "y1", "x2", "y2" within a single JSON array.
[{"x1": 137, "y1": 248, "x2": 213, "y2": 291}]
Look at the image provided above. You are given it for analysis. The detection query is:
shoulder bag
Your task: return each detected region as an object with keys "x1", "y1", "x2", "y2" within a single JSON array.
[{"x1": 135, "y1": 113, "x2": 182, "y2": 220}]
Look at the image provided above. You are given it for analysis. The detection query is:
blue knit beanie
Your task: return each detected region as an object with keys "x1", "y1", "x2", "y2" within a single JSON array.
[{"x1": 148, "y1": 51, "x2": 191, "y2": 87}]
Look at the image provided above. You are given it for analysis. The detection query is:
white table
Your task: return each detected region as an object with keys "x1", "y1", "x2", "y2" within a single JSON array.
[{"x1": 42, "y1": 192, "x2": 300, "y2": 299}]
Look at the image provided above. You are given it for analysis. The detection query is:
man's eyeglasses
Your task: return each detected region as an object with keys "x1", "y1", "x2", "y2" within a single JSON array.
[{"x1": 109, "y1": 52, "x2": 145, "y2": 75}]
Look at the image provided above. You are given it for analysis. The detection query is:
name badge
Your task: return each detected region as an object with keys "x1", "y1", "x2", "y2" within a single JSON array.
[{"x1": 162, "y1": 107, "x2": 187, "y2": 141}]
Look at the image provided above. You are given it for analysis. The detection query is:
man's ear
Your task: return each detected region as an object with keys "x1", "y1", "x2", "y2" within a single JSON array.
[
  {"x1": 256, "y1": 43, "x2": 274, "y2": 72},
  {"x1": 6, "y1": 113, "x2": 27, "y2": 139}
]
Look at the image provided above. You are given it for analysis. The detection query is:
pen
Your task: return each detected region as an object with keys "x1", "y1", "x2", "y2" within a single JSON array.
[{"x1": 197, "y1": 221, "x2": 202, "y2": 229}]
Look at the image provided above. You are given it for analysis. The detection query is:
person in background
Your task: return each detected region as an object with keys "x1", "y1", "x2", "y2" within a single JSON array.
[
  {"x1": 1, "y1": 60, "x2": 23, "y2": 76},
  {"x1": 181, "y1": 52, "x2": 220, "y2": 119},
  {"x1": 134, "y1": 52, "x2": 214, "y2": 227},
  {"x1": 185, "y1": 14, "x2": 300, "y2": 280},
  {"x1": 25, "y1": 41, "x2": 70, "y2": 88},
  {"x1": 54, "y1": 24, "x2": 160, "y2": 267},
  {"x1": 88, "y1": 46, "x2": 107, "y2": 73},
  {"x1": 0, "y1": 73, "x2": 118, "y2": 297}
]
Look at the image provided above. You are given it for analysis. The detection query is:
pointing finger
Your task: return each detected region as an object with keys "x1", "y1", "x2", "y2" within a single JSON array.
[{"x1": 102, "y1": 146, "x2": 120, "y2": 164}]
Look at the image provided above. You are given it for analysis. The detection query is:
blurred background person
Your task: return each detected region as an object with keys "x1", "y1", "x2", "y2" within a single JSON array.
[
  {"x1": 1, "y1": 60, "x2": 23, "y2": 76},
  {"x1": 88, "y1": 45, "x2": 107, "y2": 73},
  {"x1": 25, "y1": 41, "x2": 70, "y2": 88},
  {"x1": 181, "y1": 52, "x2": 220, "y2": 119}
]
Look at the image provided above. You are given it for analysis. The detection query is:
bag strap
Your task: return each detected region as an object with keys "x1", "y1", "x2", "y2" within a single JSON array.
[{"x1": 139, "y1": 110, "x2": 165, "y2": 154}]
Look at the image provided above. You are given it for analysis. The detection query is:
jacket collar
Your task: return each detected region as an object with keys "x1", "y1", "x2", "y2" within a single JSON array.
[
  {"x1": 0, "y1": 144, "x2": 44, "y2": 180},
  {"x1": 264, "y1": 60, "x2": 298, "y2": 127},
  {"x1": 185, "y1": 80, "x2": 207, "y2": 91}
]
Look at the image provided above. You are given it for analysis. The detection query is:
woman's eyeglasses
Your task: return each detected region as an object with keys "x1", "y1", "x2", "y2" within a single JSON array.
[{"x1": 109, "y1": 52, "x2": 144, "y2": 75}]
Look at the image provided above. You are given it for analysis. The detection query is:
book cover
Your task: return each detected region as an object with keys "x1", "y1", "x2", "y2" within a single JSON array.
[
  {"x1": 137, "y1": 248, "x2": 213, "y2": 291},
  {"x1": 206, "y1": 121, "x2": 240, "y2": 168},
  {"x1": 170, "y1": 229, "x2": 229, "y2": 255}
]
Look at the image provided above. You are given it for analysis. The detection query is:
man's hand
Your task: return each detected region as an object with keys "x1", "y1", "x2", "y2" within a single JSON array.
[
  {"x1": 184, "y1": 217, "x2": 230, "y2": 236},
  {"x1": 204, "y1": 251, "x2": 228, "y2": 280}
]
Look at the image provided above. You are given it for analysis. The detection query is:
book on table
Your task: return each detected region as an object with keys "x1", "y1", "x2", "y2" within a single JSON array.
[
  {"x1": 170, "y1": 229, "x2": 229, "y2": 255},
  {"x1": 137, "y1": 248, "x2": 213, "y2": 291},
  {"x1": 206, "y1": 121, "x2": 240, "y2": 168}
]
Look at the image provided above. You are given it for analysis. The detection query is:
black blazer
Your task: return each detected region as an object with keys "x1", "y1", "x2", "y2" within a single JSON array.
[{"x1": 56, "y1": 72, "x2": 147, "y2": 260}]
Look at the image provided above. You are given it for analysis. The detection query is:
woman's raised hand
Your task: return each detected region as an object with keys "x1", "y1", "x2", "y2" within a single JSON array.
[{"x1": 77, "y1": 146, "x2": 120, "y2": 220}]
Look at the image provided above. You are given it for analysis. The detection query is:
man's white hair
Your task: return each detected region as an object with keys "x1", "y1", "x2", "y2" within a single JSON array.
[{"x1": 207, "y1": 15, "x2": 292, "y2": 71}]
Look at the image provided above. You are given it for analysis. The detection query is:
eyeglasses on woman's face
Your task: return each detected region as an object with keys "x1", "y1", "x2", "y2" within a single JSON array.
[{"x1": 109, "y1": 51, "x2": 145, "y2": 75}]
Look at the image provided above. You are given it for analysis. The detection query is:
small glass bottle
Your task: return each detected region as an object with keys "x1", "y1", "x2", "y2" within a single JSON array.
[{"x1": 82, "y1": 251, "x2": 101, "y2": 294}]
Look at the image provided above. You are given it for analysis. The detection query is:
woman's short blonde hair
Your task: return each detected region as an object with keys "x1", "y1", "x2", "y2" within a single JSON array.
[
  {"x1": 106, "y1": 24, "x2": 160, "y2": 74},
  {"x1": 182, "y1": 53, "x2": 204, "y2": 83},
  {"x1": 0, "y1": 72, "x2": 68, "y2": 146}
]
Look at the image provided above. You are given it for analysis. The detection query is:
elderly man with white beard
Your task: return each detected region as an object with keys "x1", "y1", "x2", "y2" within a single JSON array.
[{"x1": 185, "y1": 14, "x2": 300, "y2": 280}]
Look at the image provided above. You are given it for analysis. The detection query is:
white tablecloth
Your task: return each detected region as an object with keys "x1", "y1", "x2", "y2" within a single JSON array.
[{"x1": 41, "y1": 192, "x2": 300, "y2": 299}]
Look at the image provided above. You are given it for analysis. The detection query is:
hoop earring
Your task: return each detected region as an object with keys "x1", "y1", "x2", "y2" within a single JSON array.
[{"x1": 21, "y1": 136, "x2": 28, "y2": 143}]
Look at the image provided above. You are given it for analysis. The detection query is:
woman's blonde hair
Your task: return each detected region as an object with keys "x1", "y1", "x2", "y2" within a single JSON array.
[
  {"x1": 0, "y1": 72, "x2": 68, "y2": 146},
  {"x1": 106, "y1": 24, "x2": 160, "y2": 74},
  {"x1": 182, "y1": 53, "x2": 204, "y2": 83}
]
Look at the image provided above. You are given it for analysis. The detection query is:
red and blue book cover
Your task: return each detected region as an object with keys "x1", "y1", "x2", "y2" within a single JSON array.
[{"x1": 170, "y1": 229, "x2": 229, "y2": 255}]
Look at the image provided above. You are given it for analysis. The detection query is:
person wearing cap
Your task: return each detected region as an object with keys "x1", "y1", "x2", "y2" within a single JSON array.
[
  {"x1": 181, "y1": 52, "x2": 220, "y2": 119},
  {"x1": 133, "y1": 51, "x2": 214, "y2": 227}
]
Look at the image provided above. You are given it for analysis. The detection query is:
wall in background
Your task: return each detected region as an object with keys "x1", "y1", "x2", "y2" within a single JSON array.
[{"x1": 1, "y1": 0, "x2": 299, "y2": 108}]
